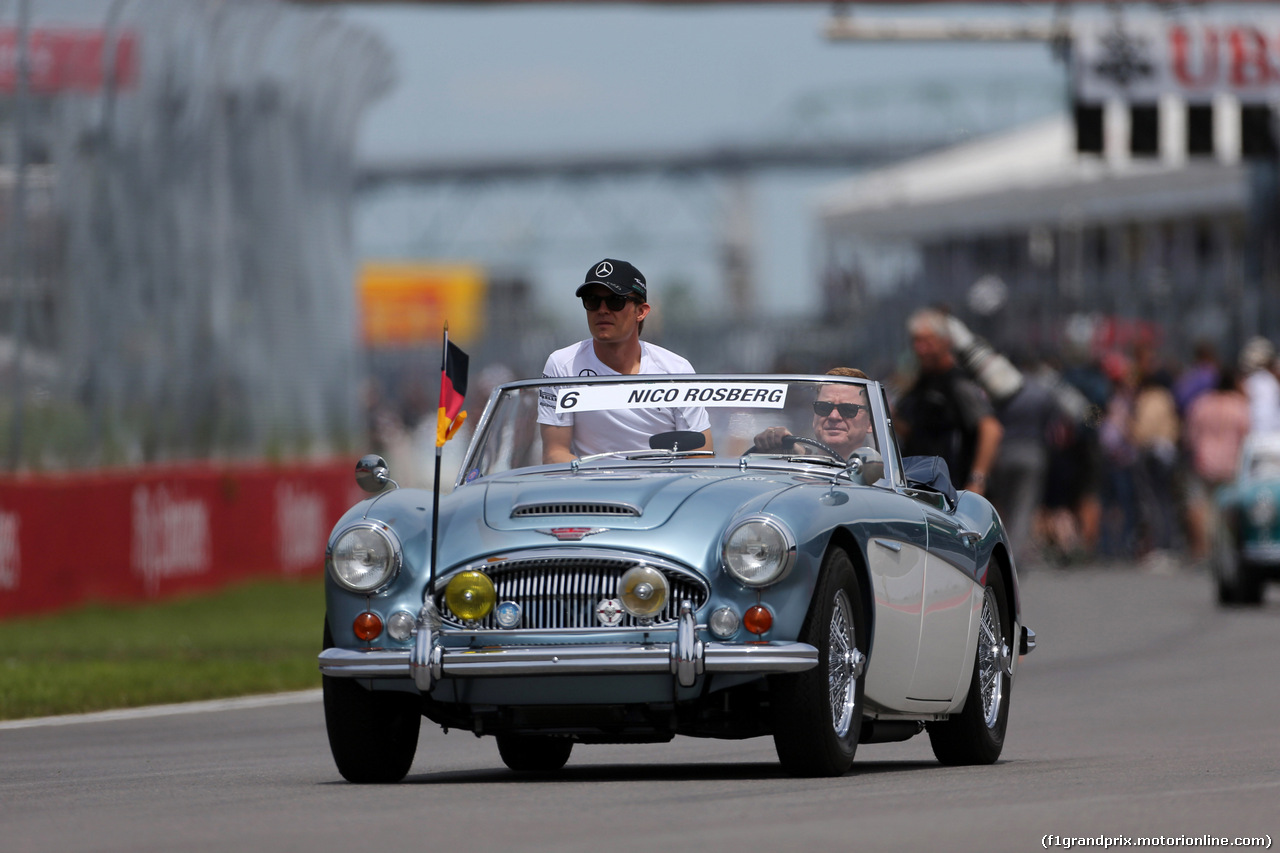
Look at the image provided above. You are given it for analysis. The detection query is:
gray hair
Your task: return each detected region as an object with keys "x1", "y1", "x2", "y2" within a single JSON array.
[{"x1": 907, "y1": 308, "x2": 952, "y2": 342}]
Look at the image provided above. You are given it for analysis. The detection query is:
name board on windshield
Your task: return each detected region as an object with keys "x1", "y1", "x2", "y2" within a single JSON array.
[{"x1": 554, "y1": 383, "x2": 788, "y2": 414}]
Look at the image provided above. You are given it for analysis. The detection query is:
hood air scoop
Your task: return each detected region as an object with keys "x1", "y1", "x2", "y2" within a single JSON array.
[{"x1": 512, "y1": 502, "x2": 641, "y2": 518}]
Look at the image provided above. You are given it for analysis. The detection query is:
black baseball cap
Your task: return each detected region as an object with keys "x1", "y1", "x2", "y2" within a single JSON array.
[{"x1": 575, "y1": 258, "x2": 647, "y2": 301}]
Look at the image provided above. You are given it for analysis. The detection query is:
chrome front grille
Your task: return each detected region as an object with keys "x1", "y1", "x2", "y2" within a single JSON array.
[
  {"x1": 435, "y1": 552, "x2": 708, "y2": 630},
  {"x1": 511, "y1": 502, "x2": 640, "y2": 518}
]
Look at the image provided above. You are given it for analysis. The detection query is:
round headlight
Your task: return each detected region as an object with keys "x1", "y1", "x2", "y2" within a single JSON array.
[
  {"x1": 329, "y1": 525, "x2": 401, "y2": 593},
  {"x1": 445, "y1": 571, "x2": 496, "y2": 622},
  {"x1": 617, "y1": 565, "x2": 669, "y2": 619},
  {"x1": 722, "y1": 517, "x2": 796, "y2": 587}
]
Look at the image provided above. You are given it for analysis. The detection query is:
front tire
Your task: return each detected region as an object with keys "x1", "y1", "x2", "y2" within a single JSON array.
[
  {"x1": 322, "y1": 621, "x2": 421, "y2": 783},
  {"x1": 927, "y1": 568, "x2": 1011, "y2": 765},
  {"x1": 496, "y1": 734, "x2": 573, "y2": 772},
  {"x1": 770, "y1": 547, "x2": 867, "y2": 777}
]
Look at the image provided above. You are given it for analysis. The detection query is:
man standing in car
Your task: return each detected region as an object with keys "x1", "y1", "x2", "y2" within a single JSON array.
[
  {"x1": 538, "y1": 258, "x2": 712, "y2": 463},
  {"x1": 896, "y1": 309, "x2": 1003, "y2": 495}
]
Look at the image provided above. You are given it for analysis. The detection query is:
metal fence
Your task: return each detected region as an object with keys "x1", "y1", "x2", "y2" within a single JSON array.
[{"x1": 0, "y1": 0, "x2": 392, "y2": 470}]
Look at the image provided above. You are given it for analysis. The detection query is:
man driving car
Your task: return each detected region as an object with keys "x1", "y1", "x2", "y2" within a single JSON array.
[{"x1": 752, "y1": 368, "x2": 874, "y2": 461}]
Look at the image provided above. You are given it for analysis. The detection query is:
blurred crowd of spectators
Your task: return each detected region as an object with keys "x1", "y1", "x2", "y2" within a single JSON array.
[
  {"x1": 359, "y1": 312, "x2": 1272, "y2": 574},
  {"x1": 951, "y1": 330, "x2": 1271, "y2": 572}
]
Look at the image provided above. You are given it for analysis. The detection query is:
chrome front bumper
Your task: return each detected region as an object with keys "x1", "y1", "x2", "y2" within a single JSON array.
[{"x1": 320, "y1": 601, "x2": 818, "y2": 690}]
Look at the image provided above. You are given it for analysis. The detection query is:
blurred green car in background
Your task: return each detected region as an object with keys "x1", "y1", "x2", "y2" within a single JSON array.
[{"x1": 1213, "y1": 433, "x2": 1280, "y2": 605}]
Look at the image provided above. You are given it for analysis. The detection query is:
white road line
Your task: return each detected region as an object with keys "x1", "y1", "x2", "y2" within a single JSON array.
[{"x1": 0, "y1": 689, "x2": 323, "y2": 730}]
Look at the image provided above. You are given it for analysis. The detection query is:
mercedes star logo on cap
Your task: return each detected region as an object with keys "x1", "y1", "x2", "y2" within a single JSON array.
[{"x1": 595, "y1": 261, "x2": 613, "y2": 277}]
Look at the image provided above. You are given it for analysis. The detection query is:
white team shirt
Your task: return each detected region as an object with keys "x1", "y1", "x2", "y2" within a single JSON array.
[
  {"x1": 538, "y1": 340, "x2": 711, "y2": 457},
  {"x1": 1245, "y1": 368, "x2": 1280, "y2": 434}
]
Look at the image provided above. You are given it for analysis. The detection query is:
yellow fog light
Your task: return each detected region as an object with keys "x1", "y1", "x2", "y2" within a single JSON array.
[
  {"x1": 445, "y1": 571, "x2": 496, "y2": 622},
  {"x1": 617, "y1": 565, "x2": 669, "y2": 620}
]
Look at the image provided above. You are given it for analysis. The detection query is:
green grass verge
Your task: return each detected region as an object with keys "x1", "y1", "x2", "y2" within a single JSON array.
[{"x1": 0, "y1": 577, "x2": 326, "y2": 721}]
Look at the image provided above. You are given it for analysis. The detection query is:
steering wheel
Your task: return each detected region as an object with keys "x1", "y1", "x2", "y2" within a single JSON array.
[
  {"x1": 790, "y1": 436, "x2": 844, "y2": 460},
  {"x1": 743, "y1": 434, "x2": 843, "y2": 461}
]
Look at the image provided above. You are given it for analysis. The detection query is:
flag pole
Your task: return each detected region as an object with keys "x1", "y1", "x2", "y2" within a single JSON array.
[{"x1": 428, "y1": 323, "x2": 448, "y2": 602}]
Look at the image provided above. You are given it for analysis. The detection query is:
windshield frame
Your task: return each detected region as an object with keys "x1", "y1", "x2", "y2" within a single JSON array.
[{"x1": 455, "y1": 374, "x2": 898, "y2": 487}]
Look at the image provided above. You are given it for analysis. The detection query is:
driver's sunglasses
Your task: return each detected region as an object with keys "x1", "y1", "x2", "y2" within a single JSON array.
[
  {"x1": 582, "y1": 293, "x2": 636, "y2": 312},
  {"x1": 813, "y1": 401, "x2": 867, "y2": 419}
]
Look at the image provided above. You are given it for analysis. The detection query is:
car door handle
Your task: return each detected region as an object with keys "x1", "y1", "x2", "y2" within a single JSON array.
[
  {"x1": 959, "y1": 530, "x2": 982, "y2": 546},
  {"x1": 873, "y1": 538, "x2": 902, "y2": 552}
]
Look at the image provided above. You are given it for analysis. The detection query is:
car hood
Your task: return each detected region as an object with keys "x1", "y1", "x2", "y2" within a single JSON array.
[
  {"x1": 482, "y1": 467, "x2": 788, "y2": 531},
  {"x1": 331, "y1": 465, "x2": 811, "y2": 581}
]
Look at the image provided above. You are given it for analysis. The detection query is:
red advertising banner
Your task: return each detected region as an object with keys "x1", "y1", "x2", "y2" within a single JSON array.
[
  {"x1": 0, "y1": 461, "x2": 365, "y2": 618},
  {"x1": 0, "y1": 28, "x2": 138, "y2": 94}
]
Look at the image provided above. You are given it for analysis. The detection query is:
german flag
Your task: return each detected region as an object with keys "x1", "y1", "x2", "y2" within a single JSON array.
[{"x1": 437, "y1": 339, "x2": 469, "y2": 447}]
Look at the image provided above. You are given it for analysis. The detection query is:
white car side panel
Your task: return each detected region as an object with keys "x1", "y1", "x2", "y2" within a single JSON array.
[
  {"x1": 909, "y1": 559, "x2": 982, "y2": 702},
  {"x1": 863, "y1": 538, "x2": 925, "y2": 710},
  {"x1": 945, "y1": 584, "x2": 985, "y2": 714}
]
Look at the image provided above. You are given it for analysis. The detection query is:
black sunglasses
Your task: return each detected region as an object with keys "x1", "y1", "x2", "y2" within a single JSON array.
[
  {"x1": 582, "y1": 293, "x2": 636, "y2": 312},
  {"x1": 813, "y1": 401, "x2": 867, "y2": 419}
]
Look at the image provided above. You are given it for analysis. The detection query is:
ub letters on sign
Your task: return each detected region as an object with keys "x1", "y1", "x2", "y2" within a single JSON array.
[{"x1": 1074, "y1": 17, "x2": 1280, "y2": 102}]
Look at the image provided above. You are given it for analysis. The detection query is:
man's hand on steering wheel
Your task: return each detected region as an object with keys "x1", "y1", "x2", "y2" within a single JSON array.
[
  {"x1": 750, "y1": 426, "x2": 796, "y2": 454},
  {"x1": 746, "y1": 427, "x2": 842, "y2": 460}
]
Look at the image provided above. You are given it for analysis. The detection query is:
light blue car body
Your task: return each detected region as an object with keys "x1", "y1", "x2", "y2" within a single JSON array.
[{"x1": 318, "y1": 374, "x2": 1033, "y2": 778}]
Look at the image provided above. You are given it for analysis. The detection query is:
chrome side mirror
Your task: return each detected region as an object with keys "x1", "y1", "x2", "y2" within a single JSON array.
[
  {"x1": 848, "y1": 447, "x2": 884, "y2": 485},
  {"x1": 355, "y1": 454, "x2": 396, "y2": 493}
]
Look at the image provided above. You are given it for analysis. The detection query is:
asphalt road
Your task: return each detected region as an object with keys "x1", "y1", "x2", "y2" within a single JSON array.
[{"x1": 2, "y1": 563, "x2": 1276, "y2": 853}]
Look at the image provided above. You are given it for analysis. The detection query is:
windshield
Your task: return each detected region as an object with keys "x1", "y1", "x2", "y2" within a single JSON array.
[{"x1": 458, "y1": 376, "x2": 882, "y2": 484}]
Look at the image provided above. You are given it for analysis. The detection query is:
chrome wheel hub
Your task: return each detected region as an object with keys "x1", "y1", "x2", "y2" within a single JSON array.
[
  {"x1": 828, "y1": 590, "x2": 861, "y2": 738},
  {"x1": 977, "y1": 589, "x2": 1005, "y2": 729}
]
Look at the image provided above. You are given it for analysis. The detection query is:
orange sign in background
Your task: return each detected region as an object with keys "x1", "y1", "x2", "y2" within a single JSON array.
[{"x1": 360, "y1": 262, "x2": 486, "y2": 347}]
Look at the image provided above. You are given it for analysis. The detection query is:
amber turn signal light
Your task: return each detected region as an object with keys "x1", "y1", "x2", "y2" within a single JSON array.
[
  {"x1": 743, "y1": 604, "x2": 772, "y2": 636},
  {"x1": 353, "y1": 611, "x2": 383, "y2": 641}
]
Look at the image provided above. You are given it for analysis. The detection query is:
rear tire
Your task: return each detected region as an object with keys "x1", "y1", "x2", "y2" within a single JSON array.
[
  {"x1": 1212, "y1": 522, "x2": 1264, "y2": 606},
  {"x1": 770, "y1": 547, "x2": 867, "y2": 777},
  {"x1": 1229, "y1": 564, "x2": 1264, "y2": 606},
  {"x1": 496, "y1": 734, "x2": 573, "y2": 772},
  {"x1": 322, "y1": 621, "x2": 421, "y2": 783},
  {"x1": 927, "y1": 569, "x2": 1011, "y2": 765}
]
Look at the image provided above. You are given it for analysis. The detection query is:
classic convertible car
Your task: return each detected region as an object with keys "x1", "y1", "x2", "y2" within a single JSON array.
[
  {"x1": 1212, "y1": 431, "x2": 1280, "y2": 605},
  {"x1": 319, "y1": 374, "x2": 1035, "y2": 781}
]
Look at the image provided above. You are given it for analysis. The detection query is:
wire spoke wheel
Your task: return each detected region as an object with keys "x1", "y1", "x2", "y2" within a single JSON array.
[
  {"x1": 771, "y1": 548, "x2": 866, "y2": 777},
  {"x1": 828, "y1": 590, "x2": 857, "y2": 738},
  {"x1": 976, "y1": 588, "x2": 1004, "y2": 728},
  {"x1": 927, "y1": 569, "x2": 1012, "y2": 766}
]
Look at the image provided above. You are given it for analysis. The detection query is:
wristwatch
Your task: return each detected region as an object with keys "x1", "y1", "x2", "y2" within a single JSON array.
[{"x1": 968, "y1": 471, "x2": 987, "y2": 485}]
